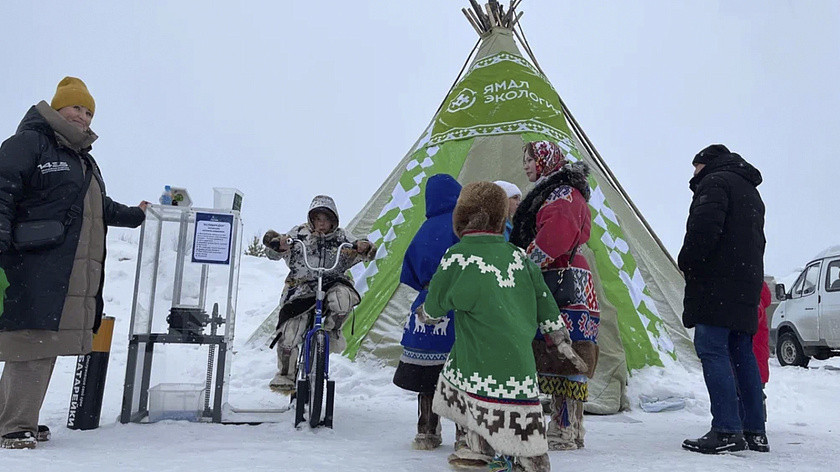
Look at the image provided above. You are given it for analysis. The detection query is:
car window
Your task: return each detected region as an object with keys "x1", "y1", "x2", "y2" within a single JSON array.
[
  {"x1": 802, "y1": 263, "x2": 821, "y2": 297},
  {"x1": 791, "y1": 270, "x2": 807, "y2": 298},
  {"x1": 827, "y1": 260, "x2": 840, "y2": 292}
]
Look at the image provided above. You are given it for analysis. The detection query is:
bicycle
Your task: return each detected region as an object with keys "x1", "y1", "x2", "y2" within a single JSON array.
[{"x1": 284, "y1": 237, "x2": 356, "y2": 429}]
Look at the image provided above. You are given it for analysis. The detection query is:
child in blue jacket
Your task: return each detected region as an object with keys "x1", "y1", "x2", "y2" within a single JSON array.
[{"x1": 392, "y1": 174, "x2": 461, "y2": 451}]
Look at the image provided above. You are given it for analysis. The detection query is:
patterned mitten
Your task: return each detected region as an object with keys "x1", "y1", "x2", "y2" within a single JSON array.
[{"x1": 544, "y1": 329, "x2": 588, "y2": 373}]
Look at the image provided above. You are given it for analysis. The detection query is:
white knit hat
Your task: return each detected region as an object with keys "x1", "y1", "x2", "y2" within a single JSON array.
[{"x1": 493, "y1": 180, "x2": 522, "y2": 199}]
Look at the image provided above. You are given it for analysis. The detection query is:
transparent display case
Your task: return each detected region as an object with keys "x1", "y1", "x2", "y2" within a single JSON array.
[{"x1": 120, "y1": 204, "x2": 242, "y2": 423}]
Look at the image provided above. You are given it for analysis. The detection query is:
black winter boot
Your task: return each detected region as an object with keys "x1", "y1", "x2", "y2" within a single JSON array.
[
  {"x1": 682, "y1": 430, "x2": 747, "y2": 454},
  {"x1": 1, "y1": 431, "x2": 38, "y2": 450},
  {"x1": 36, "y1": 425, "x2": 51, "y2": 442},
  {"x1": 744, "y1": 432, "x2": 770, "y2": 452}
]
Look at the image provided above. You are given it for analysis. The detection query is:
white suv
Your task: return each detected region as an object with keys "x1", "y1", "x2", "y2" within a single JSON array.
[{"x1": 771, "y1": 250, "x2": 840, "y2": 367}]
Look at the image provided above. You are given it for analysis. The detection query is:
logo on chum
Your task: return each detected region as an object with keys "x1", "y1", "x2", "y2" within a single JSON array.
[
  {"x1": 443, "y1": 79, "x2": 563, "y2": 117},
  {"x1": 446, "y1": 88, "x2": 477, "y2": 113}
]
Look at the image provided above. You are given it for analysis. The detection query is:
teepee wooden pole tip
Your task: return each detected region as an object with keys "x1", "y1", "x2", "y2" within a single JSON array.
[
  {"x1": 461, "y1": 0, "x2": 525, "y2": 32},
  {"x1": 462, "y1": 8, "x2": 484, "y2": 36}
]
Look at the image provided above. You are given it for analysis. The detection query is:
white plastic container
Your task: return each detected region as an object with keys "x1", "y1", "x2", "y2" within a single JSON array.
[
  {"x1": 213, "y1": 187, "x2": 243, "y2": 211},
  {"x1": 148, "y1": 383, "x2": 206, "y2": 422},
  {"x1": 170, "y1": 187, "x2": 193, "y2": 207}
]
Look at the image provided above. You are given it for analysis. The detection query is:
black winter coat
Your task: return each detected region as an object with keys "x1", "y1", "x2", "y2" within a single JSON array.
[
  {"x1": 0, "y1": 106, "x2": 144, "y2": 332},
  {"x1": 678, "y1": 153, "x2": 765, "y2": 334}
]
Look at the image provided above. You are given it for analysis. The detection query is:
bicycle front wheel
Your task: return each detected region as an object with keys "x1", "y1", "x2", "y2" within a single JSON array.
[{"x1": 307, "y1": 330, "x2": 327, "y2": 428}]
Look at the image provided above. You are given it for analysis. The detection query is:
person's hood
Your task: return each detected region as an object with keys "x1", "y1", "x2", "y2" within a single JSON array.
[
  {"x1": 17, "y1": 101, "x2": 98, "y2": 152},
  {"x1": 16, "y1": 105, "x2": 53, "y2": 135},
  {"x1": 425, "y1": 174, "x2": 461, "y2": 218},
  {"x1": 493, "y1": 180, "x2": 521, "y2": 199},
  {"x1": 690, "y1": 152, "x2": 763, "y2": 192},
  {"x1": 307, "y1": 195, "x2": 340, "y2": 233}
]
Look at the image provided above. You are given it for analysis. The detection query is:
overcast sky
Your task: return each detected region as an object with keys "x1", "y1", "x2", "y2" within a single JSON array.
[{"x1": 1, "y1": 1, "x2": 838, "y2": 278}]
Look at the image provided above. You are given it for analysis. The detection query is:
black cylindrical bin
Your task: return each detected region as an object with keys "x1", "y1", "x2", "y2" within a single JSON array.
[{"x1": 67, "y1": 316, "x2": 115, "y2": 430}]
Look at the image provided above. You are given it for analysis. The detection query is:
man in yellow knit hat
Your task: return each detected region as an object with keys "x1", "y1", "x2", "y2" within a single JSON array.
[{"x1": 0, "y1": 77, "x2": 149, "y2": 449}]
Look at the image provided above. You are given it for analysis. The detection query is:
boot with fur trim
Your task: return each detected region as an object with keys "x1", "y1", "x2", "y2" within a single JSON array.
[
  {"x1": 411, "y1": 392, "x2": 442, "y2": 450},
  {"x1": 447, "y1": 428, "x2": 494, "y2": 468}
]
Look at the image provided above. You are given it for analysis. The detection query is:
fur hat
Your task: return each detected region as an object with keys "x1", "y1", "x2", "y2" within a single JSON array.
[
  {"x1": 50, "y1": 77, "x2": 96, "y2": 115},
  {"x1": 452, "y1": 182, "x2": 508, "y2": 238}
]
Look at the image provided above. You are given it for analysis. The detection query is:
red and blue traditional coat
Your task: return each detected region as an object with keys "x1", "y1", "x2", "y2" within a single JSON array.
[{"x1": 511, "y1": 161, "x2": 600, "y2": 393}]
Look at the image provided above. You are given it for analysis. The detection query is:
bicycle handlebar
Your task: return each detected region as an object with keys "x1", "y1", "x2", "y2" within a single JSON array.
[{"x1": 286, "y1": 238, "x2": 356, "y2": 273}]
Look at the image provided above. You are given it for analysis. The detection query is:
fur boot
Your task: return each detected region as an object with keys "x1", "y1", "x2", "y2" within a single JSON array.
[
  {"x1": 546, "y1": 396, "x2": 584, "y2": 451},
  {"x1": 412, "y1": 392, "x2": 442, "y2": 450},
  {"x1": 448, "y1": 428, "x2": 494, "y2": 468},
  {"x1": 454, "y1": 424, "x2": 468, "y2": 452},
  {"x1": 517, "y1": 453, "x2": 552, "y2": 472}
]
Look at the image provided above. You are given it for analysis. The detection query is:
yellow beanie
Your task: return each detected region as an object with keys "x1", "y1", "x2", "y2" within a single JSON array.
[{"x1": 50, "y1": 77, "x2": 95, "y2": 115}]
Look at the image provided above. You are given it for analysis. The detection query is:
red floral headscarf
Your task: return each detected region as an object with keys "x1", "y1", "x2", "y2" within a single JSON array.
[{"x1": 525, "y1": 141, "x2": 566, "y2": 178}]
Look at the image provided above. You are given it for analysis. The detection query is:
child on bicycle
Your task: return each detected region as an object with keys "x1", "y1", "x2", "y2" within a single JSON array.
[
  {"x1": 263, "y1": 195, "x2": 376, "y2": 393},
  {"x1": 420, "y1": 182, "x2": 585, "y2": 472}
]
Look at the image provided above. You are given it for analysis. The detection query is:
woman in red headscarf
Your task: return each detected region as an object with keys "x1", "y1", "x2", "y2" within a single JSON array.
[{"x1": 510, "y1": 141, "x2": 600, "y2": 451}]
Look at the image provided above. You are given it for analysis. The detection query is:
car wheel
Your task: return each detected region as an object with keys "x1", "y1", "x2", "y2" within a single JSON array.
[{"x1": 777, "y1": 332, "x2": 810, "y2": 368}]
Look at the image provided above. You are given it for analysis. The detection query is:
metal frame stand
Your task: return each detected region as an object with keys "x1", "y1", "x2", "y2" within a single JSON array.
[{"x1": 120, "y1": 205, "x2": 241, "y2": 424}]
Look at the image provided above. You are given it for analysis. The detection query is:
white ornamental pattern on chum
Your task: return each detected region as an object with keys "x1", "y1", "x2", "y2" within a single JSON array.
[{"x1": 439, "y1": 249, "x2": 526, "y2": 288}]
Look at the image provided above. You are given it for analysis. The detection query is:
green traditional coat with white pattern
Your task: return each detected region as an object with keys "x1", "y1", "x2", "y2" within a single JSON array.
[{"x1": 425, "y1": 233, "x2": 566, "y2": 457}]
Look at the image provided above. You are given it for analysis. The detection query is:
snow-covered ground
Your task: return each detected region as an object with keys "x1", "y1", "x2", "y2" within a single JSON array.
[{"x1": 1, "y1": 229, "x2": 838, "y2": 471}]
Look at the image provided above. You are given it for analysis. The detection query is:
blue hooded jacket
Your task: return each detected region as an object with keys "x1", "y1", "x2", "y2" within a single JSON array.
[{"x1": 399, "y1": 174, "x2": 461, "y2": 354}]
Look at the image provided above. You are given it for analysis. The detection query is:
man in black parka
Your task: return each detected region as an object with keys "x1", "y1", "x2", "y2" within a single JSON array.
[{"x1": 678, "y1": 144, "x2": 769, "y2": 454}]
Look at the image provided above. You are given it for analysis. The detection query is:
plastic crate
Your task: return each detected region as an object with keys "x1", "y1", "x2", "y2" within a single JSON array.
[{"x1": 148, "y1": 383, "x2": 206, "y2": 422}]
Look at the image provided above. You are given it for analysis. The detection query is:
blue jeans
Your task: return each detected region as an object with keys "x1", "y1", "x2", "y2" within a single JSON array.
[{"x1": 693, "y1": 324, "x2": 765, "y2": 434}]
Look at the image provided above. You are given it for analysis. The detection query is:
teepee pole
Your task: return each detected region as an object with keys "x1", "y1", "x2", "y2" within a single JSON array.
[
  {"x1": 510, "y1": 11, "x2": 524, "y2": 30},
  {"x1": 513, "y1": 17, "x2": 681, "y2": 272},
  {"x1": 503, "y1": 1, "x2": 516, "y2": 25},
  {"x1": 485, "y1": 3, "x2": 499, "y2": 27},
  {"x1": 469, "y1": 0, "x2": 491, "y2": 31},
  {"x1": 462, "y1": 8, "x2": 483, "y2": 36}
]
